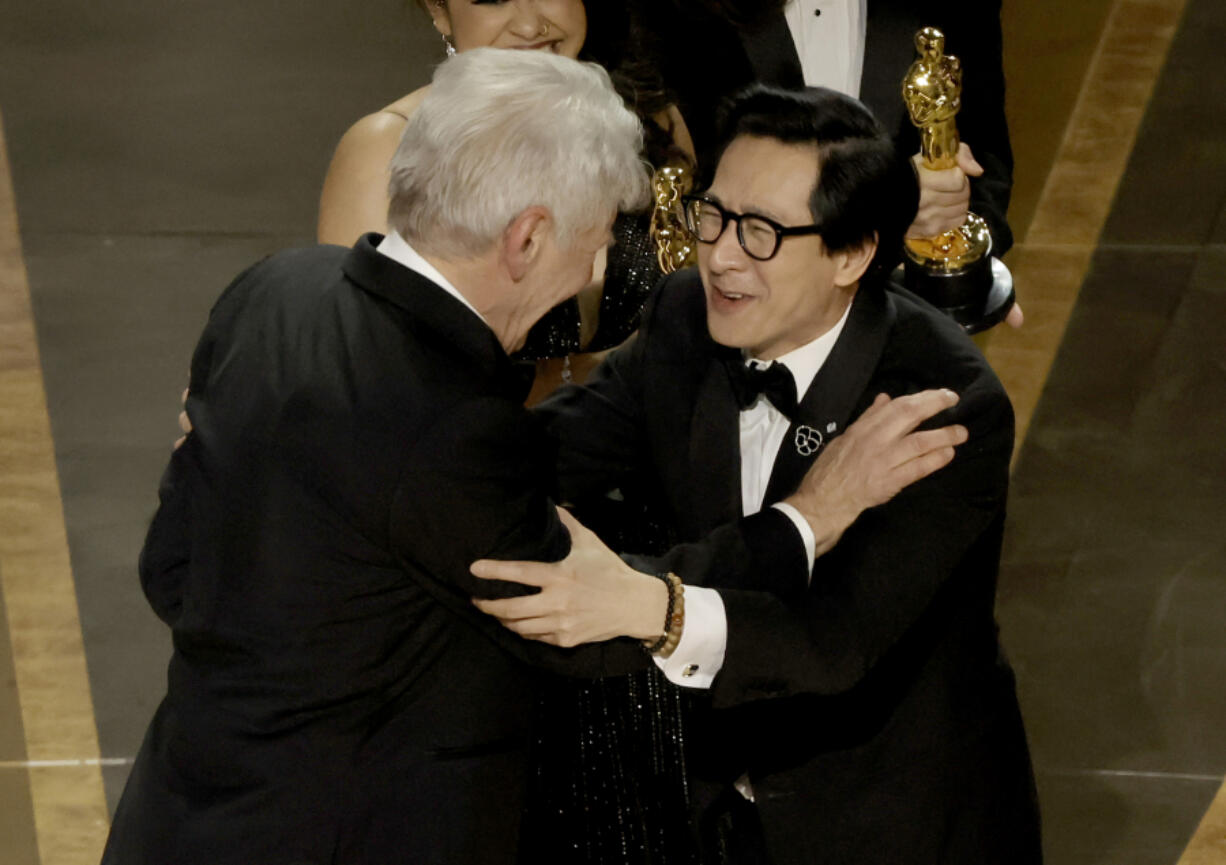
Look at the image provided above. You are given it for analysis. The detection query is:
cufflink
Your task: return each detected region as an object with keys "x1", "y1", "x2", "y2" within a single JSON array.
[{"x1": 682, "y1": 664, "x2": 700, "y2": 678}]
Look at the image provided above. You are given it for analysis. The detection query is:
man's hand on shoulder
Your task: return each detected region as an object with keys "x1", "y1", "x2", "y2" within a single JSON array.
[{"x1": 784, "y1": 389, "x2": 968, "y2": 556}]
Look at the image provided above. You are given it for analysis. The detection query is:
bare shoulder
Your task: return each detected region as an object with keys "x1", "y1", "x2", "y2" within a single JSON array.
[
  {"x1": 318, "y1": 88, "x2": 430, "y2": 245},
  {"x1": 384, "y1": 85, "x2": 430, "y2": 120}
]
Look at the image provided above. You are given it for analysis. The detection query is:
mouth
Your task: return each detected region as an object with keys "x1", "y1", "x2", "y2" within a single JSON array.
[
  {"x1": 708, "y1": 285, "x2": 755, "y2": 311},
  {"x1": 508, "y1": 40, "x2": 563, "y2": 52}
]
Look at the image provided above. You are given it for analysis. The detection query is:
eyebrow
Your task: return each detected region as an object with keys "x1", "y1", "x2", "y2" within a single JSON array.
[{"x1": 703, "y1": 191, "x2": 789, "y2": 225}]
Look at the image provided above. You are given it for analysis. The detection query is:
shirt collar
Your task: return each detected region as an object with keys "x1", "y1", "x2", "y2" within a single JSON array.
[
  {"x1": 375, "y1": 230, "x2": 489, "y2": 327},
  {"x1": 746, "y1": 298, "x2": 854, "y2": 399}
]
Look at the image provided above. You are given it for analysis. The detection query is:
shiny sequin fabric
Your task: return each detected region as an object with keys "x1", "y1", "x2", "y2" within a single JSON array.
[
  {"x1": 520, "y1": 671, "x2": 698, "y2": 865},
  {"x1": 515, "y1": 208, "x2": 696, "y2": 862},
  {"x1": 514, "y1": 210, "x2": 660, "y2": 360}
]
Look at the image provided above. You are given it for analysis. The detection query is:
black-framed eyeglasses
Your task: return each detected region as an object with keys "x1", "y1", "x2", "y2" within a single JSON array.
[{"x1": 681, "y1": 194, "x2": 823, "y2": 261}]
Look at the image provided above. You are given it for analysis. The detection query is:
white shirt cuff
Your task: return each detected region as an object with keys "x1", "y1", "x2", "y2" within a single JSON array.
[
  {"x1": 652, "y1": 585, "x2": 726, "y2": 689},
  {"x1": 772, "y1": 501, "x2": 817, "y2": 578}
]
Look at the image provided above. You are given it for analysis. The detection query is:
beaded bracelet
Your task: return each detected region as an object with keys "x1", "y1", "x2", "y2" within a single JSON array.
[{"x1": 642, "y1": 573, "x2": 685, "y2": 657}]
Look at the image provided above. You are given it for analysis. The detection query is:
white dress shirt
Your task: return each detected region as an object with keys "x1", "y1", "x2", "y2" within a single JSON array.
[
  {"x1": 783, "y1": 0, "x2": 869, "y2": 97},
  {"x1": 655, "y1": 302, "x2": 854, "y2": 688}
]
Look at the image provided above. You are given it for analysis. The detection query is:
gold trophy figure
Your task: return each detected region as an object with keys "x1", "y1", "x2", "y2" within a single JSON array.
[
  {"x1": 901, "y1": 27, "x2": 1013, "y2": 333},
  {"x1": 650, "y1": 162, "x2": 697, "y2": 274}
]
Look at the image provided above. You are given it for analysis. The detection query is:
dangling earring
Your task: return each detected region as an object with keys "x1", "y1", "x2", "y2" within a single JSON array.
[{"x1": 434, "y1": 1, "x2": 456, "y2": 57}]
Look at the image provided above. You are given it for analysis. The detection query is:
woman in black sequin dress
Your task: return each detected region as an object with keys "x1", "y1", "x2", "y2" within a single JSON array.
[{"x1": 316, "y1": 3, "x2": 698, "y2": 863}]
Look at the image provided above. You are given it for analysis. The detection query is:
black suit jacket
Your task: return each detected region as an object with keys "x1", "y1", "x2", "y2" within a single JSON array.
[
  {"x1": 104, "y1": 236, "x2": 650, "y2": 865},
  {"x1": 659, "y1": 0, "x2": 1015, "y2": 253},
  {"x1": 538, "y1": 269, "x2": 1041, "y2": 864}
]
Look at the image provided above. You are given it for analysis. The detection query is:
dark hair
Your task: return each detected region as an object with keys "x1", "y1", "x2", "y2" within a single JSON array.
[
  {"x1": 710, "y1": 85, "x2": 919, "y2": 280},
  {"x1": 579, "y1": 1, "x2": 685, "y2": 169}
]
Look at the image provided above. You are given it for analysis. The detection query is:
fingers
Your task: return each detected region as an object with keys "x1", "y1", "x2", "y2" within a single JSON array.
[
  {"x1": 918, "y1": 166, "x2": 969, "y2": 195},
  {"x1": 888, "y1": 444, "x2": 958, "y2": 494},
  {"x1": 1005, "y1": 302, "x2": 1024, "y2": 329},
  {"x1": 901, "y1": 424, "x2": 968, "y2": 463},
  {"x1": 178, "y1": 389, "x2": 194, "y2": 441},
  {"x1": 472, "y1": 606, "x2": 563, "y2": 643},
  {"x1": 956, "y1": 142, "x2": 985, "y2": 177},
  {"x1": 862, "y1": 389, "x2": 959, "y2": 441},
  {"x1": 555, "y1": 505, "x2": 598, "y2": 544},
  {"x1": 555, "y1": 505, "x2": 580, "y2": 532},
  {"x1": 910, "y1": 155, "x2": 973, "y2": 237},
  {"x1": 908, "y1": 194, "x2": 971, "y2": 237},
  {"x1": 472, "y1": 593, "x2": 552, "y2": 621},
  {"x1": 469, "y1": 558, "x2": 552, "y2": 587}
]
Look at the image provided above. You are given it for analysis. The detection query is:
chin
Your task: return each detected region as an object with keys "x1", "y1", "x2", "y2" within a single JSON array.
[{"x1": 705, "y1": 319, "x2": 751, "y2": 353}]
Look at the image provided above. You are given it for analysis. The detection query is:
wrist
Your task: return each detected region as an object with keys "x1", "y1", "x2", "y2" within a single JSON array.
[
  {"x1": 626, "y1": 570, "x2": 669, "y2": 641},
  {"x1": 782, "y1": 493, "x2": 847, "y2": 555},
  {"x1": 641, "y1": 573, "x2": 685, "y2": 657}
]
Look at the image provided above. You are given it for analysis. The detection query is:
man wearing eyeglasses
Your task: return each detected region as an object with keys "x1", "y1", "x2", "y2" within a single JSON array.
[{"x1": 476, "y1": 84, "x2": 1041, "y2": 864}]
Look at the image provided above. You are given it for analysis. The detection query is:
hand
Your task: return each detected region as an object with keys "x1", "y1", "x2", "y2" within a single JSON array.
[
  {"x1": 174, "y1": 387, "x2": 192, "y2": 450},
  {"x1": 1005, "y1": 302, "x2": 1024, "y2": 329},
  {"x1": 907, "y1": 142, "x2": 983, "y2": 238},
  {"x1": 470, "y1": 507, "x2": 668, "y2": 647},
  {"x1": 784, "y1": 389, "x2": 969, "y2": 555}
]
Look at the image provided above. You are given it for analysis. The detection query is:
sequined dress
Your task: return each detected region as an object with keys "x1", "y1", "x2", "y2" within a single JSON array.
[
  {"x1": 513, "y1": 210, "x2": 700, "y2": 864},
  {"x1": 515, "y1": 210, "x2": 660, "y2": 360}
]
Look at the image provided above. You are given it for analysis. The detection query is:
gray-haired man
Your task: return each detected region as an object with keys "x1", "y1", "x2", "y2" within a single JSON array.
[{"x1": 103, "y1": 48, "x2": 660, "y2": 865}]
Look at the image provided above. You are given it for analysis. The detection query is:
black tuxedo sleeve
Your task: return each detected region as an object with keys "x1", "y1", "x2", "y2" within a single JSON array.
[
  {"x1": 137, "y1": 261, "x2": 264, "y2": 627},
  {"x1": 708, "y1": 373, "x2": 1014, "y2": 709},
  {"x1": 389, "y1": 396, "x2": 648, "y2": 678},
  {"x1": 139, "y1": 444, "x2": 193, "y2": 626},
  {"x1": 946, "y1": 0, "x2": 1014, "y2": 254}
]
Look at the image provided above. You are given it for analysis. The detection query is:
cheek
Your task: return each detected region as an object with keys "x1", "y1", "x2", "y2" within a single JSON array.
[
  {"x1": 450, "y1": 11, "x2": 503, "y2": 49},
  {"x1": 552, "y1": 0, "x2": 586, "y2": 49}
]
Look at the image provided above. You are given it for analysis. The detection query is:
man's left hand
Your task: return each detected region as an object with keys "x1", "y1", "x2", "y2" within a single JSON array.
[
  {"x1": 907, "y1": 142, "x2": 983, "y2": 239},
  {"x1": 471, "y1": 507, "x2": 667, "y2": 647}
]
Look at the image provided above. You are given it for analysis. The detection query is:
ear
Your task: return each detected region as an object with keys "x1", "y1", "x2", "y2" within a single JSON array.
[
  {"x1": 832, "y1": 233, "x2": 877, "y2": 287},
  {"x1": 502, "y1": 207, "x2": 552, "y2": 282},
  {"x1": 427, "y1": 2, "x2": 453, "y2": 39}
]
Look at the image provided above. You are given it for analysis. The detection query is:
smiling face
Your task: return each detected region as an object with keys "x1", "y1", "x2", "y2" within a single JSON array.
[
  {"x1": 699, "y1": 135, "x2": 867, "y2": 361},
  {"x1": 429, "y1": 0, "x2": 587, "y2": 57}
]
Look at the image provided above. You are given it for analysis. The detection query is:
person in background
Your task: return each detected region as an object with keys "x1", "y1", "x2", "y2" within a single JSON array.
[
  {"x1": 318, "y1": 0, "x2": 696, "y2": 400},
  {"x1": 654, "y1": 0, "x2": 1024, "y2": 327}
]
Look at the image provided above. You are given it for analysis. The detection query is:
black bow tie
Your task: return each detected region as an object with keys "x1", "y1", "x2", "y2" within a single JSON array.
[{"x1": 725, "y1": 357, "x2": 798, "y2": 418}]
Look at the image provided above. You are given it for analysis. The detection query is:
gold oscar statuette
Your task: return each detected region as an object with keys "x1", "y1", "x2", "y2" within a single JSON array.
[
  {"x1": 901, "y1": 27, "x2": 1013, "y2": 333},
  {"x1": 650, "y1": 162, "x2": 697, "y2": 275}
]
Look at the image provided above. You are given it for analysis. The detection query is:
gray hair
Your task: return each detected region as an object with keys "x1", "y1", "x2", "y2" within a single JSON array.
[{"x1": 387, "y1": 48, "x2": 650, "y2": 258}]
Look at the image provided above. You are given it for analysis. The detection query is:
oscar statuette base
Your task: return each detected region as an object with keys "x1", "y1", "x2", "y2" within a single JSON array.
[{"x1": 902, "y1": 256, "x2": 1014, "y2": 335}]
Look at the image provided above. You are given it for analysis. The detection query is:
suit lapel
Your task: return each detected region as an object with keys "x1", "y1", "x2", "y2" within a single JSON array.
[
  {"x1": 741, "y1": 9, "x2": 805, "y2": 90},
  {"x1": 861, "y1": 0, "x2": 926, "y2": 138},
  {"x1": 685, "y1": 349, "x2": 745, "y2": 533},
  {"x1": 341, "y1": 234, "x2": 531, "y2": 400},
  {"x1": 763, "y1": 286, "x2": 895, "y2": 505}
]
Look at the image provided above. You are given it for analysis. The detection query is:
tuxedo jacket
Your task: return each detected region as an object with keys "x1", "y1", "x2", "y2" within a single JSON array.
[
  {"x1": 538, "y1": 269, "x2": 1041, "y2": 864},
  {"x1": 104, "y1": 236, "x2": 657, "y2": 865},
  {"x1": 659, "y1": 0, "x2": 1015, "y2": 253}
]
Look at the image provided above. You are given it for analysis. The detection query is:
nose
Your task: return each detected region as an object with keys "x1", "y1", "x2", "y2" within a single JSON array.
[
  {"x1": 705, "y1": 218, "x2": 747, "y2": 274},
  {"x1": 507, "y1": 0, "x2": 548, "y2": 39}
]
